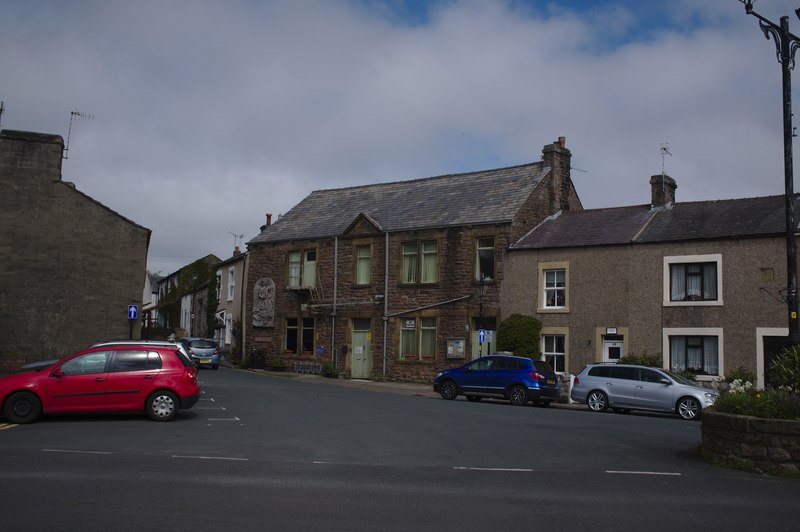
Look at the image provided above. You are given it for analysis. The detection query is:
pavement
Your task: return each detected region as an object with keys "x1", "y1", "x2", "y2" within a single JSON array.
[{"x1": 238, "y1": 366, "x2": 584, "y2": 408}]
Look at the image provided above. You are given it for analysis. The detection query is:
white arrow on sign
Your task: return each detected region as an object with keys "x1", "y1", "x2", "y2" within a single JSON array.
[{"x1": 127, "y1": 305, "x2": 139, "y2": 319}]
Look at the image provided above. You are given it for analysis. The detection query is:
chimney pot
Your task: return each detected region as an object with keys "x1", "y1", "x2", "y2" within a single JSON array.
[{"x1": 266, "y1": 213, "x2": 272, "y2": 226}]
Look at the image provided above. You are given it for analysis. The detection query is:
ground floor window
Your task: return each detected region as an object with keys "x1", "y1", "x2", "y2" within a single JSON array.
[
  {"x1": 669, "y1": 335, "x2": 719, "y2": 376},
  {"x1": 286, "y1": 317, "x2": 314, "y2": 353},
  {"x1": 399, "y1": 317, "x2": 437, "y2": 360},
  {"x1": 542, "y1": 334, "x2": 565, "y2": 373}
]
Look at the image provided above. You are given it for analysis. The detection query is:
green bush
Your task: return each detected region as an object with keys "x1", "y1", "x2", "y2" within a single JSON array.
[
  {"x1": 713, "y1": 388, "x2": 800, "y2": 420},
  {"x1": 618, "y1": 352, "x2": 662, "y2": 367},
  {"x1": 321, "y1": 361, "x2": 337, "y2": 378},
  {"x1": 266, "y1": 357, "x2": 286, "y2": 369},
  {"x1": 771, "y1": 345, "x2": 800, "y2": 393},
  {"x1": 724, "y1": 366, "x2": 756, "y2": 385},
  {"x1": 496, "y1": 314, "x2": 541, "y2": 358}
]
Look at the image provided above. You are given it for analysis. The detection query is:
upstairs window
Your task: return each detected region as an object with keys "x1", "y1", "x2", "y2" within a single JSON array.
[
  {"x1": 544, "y1": 269, "x2": 566, "y2": 308},
  {"x1": 475, "y1": 236, "x2": 495, "y2": 281},
  {"x1": 288, "y1": 249, "x2": 317, "y2": 288},
  {"x1": 670, "y1": 263, "x2": 717, "y2": 301},
  {"x1": 227, "y1": 267, "x2": 236, "y2": 301},
  {"x1": 355, "y1": 245, "x2": 371, "y2": 285},
  {"x1": 401, "y1": 241, "x2": 438, "y2": 284}
]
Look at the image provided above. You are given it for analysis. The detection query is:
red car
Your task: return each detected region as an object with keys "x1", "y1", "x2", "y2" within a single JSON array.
[{"x1": 1, "y1": 342, "x2": 201, "y2": 424}]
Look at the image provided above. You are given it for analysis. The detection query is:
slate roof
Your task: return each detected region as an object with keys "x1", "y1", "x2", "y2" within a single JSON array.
[
  {"x1": 249, "y1": 162, "x2": 551, "y2": 244},
  {"x1": 512, "y1": 194, "x2": 795, "y2": 250}
]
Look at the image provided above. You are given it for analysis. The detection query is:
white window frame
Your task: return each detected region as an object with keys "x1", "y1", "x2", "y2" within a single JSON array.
[
  {"x1": 662, "y1": 327, "x2": 724, "y2": 381},
  {"x1": 475, "y1": 236, "x2": 495, "y2": 281},
  {"x1": 541, "y1": 327, "x2": 568, "y2": 374},
  {"x1": 663, "y1": 254, "x2": 723, "y2": 307},
  {"x1": 537, "y1": 262, "x2": 569, "y2": 313},
  {"x1": 227, "y1": 267, "x2": 236, "y2": 302}
]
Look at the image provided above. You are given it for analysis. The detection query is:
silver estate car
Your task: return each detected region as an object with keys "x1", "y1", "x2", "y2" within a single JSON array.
[{"x1": 570, "y1": 363, "x2": 718, "y2": 420}]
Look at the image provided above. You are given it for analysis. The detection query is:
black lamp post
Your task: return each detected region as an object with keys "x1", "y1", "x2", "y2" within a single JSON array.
[{"x1": 743, "y1": 0, "x2": 800, "y2": 345}]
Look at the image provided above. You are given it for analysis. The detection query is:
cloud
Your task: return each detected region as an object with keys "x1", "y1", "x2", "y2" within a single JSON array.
[{"x1": 2, "y1": 0, "x2": 798, "y2": 274}]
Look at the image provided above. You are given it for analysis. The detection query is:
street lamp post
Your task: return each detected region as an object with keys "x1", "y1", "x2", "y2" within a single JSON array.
[{"x1": 743, "y1": 0, "x2": 800, "y2": 345}]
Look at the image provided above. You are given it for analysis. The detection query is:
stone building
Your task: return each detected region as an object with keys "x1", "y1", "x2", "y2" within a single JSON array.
[
  {"x1": 214, "y1": 247, "x2": 248, "y2": 356},
  {"x1": 502, "y1": 173, "x2": 796, "y2": 388},
  {"x1": 244, "y1": 138, "x2": 580, "y2": 381},
  {"x1": 0, "y1": 130, "x2": 150, "y2": 370}
]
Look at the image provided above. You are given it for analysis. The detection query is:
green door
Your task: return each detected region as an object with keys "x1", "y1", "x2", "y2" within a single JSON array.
[{"x1": 351, "y1": 318, "x2": 371, "y2": 379}]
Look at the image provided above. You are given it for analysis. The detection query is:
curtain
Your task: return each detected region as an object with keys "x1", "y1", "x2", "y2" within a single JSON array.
[
  {"x1": 703, "y1": 336, "x2": 719, "y2": 374},
  {"x1": 703, "y1": 264, "x2": 717, "y2": 300},
  {"x1": 421, "y1": 242, "x2": 437, "y2": 283},
  {"x1": 670, "y1": 336, "x2": 686, "y2": 371}
]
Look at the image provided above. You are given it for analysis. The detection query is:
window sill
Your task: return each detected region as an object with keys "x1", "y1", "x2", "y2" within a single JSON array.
[{"x1": 537, "y1": 307, "x2": 570, "y2": 314}]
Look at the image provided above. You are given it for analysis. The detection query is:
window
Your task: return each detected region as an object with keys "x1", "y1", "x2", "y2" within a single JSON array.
[
  {"x1": 401, "y1": 241, "x2": 438, "y2": 284},
  {"x1": 399, "y1": 317, "x2": 438, "y2": 360},
  {"x1": 538, "y1": 262, "x2": 569, "y2": 312},
  {"x1": 475, "y1": 237, "x2": 495, "y2": 281},
  {"x1": 110, "y1": 351, "x2": 162, "y2": 372},
  {"x1": 669, "y1": 335, "x2": 719, "y2": 376},
  {"x1": 544, "y1": 269, "x2": 566, "y2": 308},
  {"x1": 227, "y1": 267, "x2": 236, "y2": 301},
  {"x1": 288, "y1": 249, "x2": 317, "y2": 288},
  {"x1": 663, "y1": 254, "x2": 722, "y2": 306},
  {"x1": 355, "y1": 244, "x2": 371, "y2": 285},
  {"x1": 542, "y1": 334, "x2": 565, "y2": 373},
  {"x1": 285, "y1": 317, "x2": 315, "y2": 353},
  {"x1": 60, "y1": 351, "x2": 110, "y2": 375}
]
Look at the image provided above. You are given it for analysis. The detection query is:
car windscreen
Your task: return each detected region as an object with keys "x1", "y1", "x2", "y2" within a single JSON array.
[{"x1": 189, "y1": 340, "x2": 216, "y2": 348}]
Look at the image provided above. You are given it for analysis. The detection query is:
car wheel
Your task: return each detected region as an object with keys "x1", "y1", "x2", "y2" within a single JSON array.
[
  {"x1": 508, "y1": 385, "x2": 529, "y2": 406},
  {"x1": 613, "y1": 408, "x2": 631, "y2": 414},
  {"x1": 146, "y1": 390, "x2": 180, "y2": 421},
  {"x1": 587, "y1": 390, "x2": 609, "y2": 412},
  {"x1": 439, "y1": 380, "x2": 458, "y2": 400},
  {"x1": 3, "y1": 391, "x2": 42, "y2": 424},
  {"x1": 677, "y1": 396, "x2": 701, "y2": 420},
  {"x1": 466, "y1": 395, "x2": 482, "y2": 402}
]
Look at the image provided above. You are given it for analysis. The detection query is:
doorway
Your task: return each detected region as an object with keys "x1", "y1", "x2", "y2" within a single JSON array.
[
  {"x1": 351, "y1": 318, "x2": 372, "y2": 379},
  {"x1": 602, "y1": 335, "x2": 624, "y2": 362}
]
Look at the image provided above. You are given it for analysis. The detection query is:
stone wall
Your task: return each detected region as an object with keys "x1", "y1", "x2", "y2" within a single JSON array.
[{"x1": 701, "y1": 411, "x2": 800, "y2": 475}]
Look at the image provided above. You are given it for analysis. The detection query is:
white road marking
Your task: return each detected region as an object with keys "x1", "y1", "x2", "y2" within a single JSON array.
[
  {"x1": 172, "y1": 455, "x2": 248, "y2": 461},
  {"x1": 208, "y1": 416, "x2": 240, "y2": 421},
  {"x1": 42, "y1": 449, "x2": 112, "y2": 455},
  {"x1": 606, "y1": 470, "x2": 682, "y2": 476},
  {"x1": 453, "y1": 467, "x2": 534, "y2": 472},
  {"x1": 195, "y1": 406, "x2": 227, "y2": 410}
]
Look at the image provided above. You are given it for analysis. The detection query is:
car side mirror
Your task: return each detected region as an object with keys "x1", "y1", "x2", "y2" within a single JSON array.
[
  {"x1": 51, "y1": 368, "x2": 63, "y2": 378},
  {"x1": 660, "y1": 378, "x2": 671, "y2": 385}
]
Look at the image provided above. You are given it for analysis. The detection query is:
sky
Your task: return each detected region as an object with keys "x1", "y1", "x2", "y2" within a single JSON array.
[{"x1": 2, "y1": 0, "x2": 800, "y2": 276}]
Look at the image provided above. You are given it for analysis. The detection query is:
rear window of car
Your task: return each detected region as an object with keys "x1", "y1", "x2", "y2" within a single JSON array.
[
  {"x1": 532, "y1": 360, "x2": 554, "y2": 373},
  {"x1": 189, "y1": 340, "x2": 216, "y2": 348},
  {"x1": 173, "y1": 349, "x2": 195, "y2": 367},
  {"x1": 588, "y1": 366, "x2": 612, "y2": 378}
]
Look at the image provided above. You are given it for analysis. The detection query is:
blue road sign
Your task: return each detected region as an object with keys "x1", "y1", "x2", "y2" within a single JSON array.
[
  {"x1": 479, "y1": 329, "x2": 485, "y2": 343},
  {"x1": 127, "y1": 305, "x2": 139, "y2": 320}
]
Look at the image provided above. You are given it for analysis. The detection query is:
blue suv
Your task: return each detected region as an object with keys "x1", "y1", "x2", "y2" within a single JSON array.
[{"x1": 433, "y1": 354, "x2": 560, "y2": 406}]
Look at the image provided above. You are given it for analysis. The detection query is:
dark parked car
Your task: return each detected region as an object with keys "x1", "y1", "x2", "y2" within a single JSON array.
[
  {"x1": 570, "y1": 363, "x2": 718, "y2": 420},
  {"x1": 179, "y1": 337, "x2": 221, "y2": 369},
  {"x1": 0, "y1": 342, "x2": 200, "y2": 424},
  {"x1": 433, "y1": 354, "x2": 560, "y2": 406}
]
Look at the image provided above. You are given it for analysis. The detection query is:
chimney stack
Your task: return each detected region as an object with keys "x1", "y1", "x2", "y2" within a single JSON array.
[
  {"x1": 650, "y1": 174, "x2": 677, "y2": 209},
  {"x1": 541, "y1": 136, "x2": 572, "y2": 213},
  {"x1": 260, "y1": 213, "x2": 273, "y2": 232}
]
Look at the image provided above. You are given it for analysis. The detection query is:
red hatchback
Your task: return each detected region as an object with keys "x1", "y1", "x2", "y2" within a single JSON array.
[{"x1": 0, "y1": 342, "x2": 201, "y2": 424}]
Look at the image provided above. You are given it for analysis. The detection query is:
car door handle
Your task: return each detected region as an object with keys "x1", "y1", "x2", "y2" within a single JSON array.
[
  {"x1": 95, "y1": 377, "x2": 105, "y2": 382},
  {"x1": 144, "y1": 375, "x2": 154, "y2": 379}
]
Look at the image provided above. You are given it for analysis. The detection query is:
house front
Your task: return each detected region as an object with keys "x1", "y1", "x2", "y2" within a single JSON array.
[
  {"x1": 244, "y1": 137, "x2": 581, "y2": 381},
  {"x1": 215, "y1": 247, "x2": 248, "y2": 356},
  {"x1": 502, "y1": 173, "x2": 795, "y2": 388}
]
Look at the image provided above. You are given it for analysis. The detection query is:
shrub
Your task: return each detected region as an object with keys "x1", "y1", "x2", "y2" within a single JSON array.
[
  {"x1": 713, "y1": 388, "x2": 800, "y2": 420},
  {"x1": 266, "y1": 357, "x2": 286, "y2": 369},
  {"x1": 496, "y1": 314, "x2": 542, "y2": 358},
  {"x1": 618, "y1": 352, "x2": 662, "y2": 367},
  {"x1": 321, "y1": 361, "x2": 336, "y2": 378},
  {"x1": 771, "y1": 345, "x2": 800, "y2": 393},
  {"x1": 725, "y1": 366, "x2": 756, "y2": 385}
]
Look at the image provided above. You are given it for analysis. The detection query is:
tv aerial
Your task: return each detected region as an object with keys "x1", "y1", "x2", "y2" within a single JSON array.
[
  {"x1": 660, "y1": 142, "x2": 672, "y2": 177},
  {"x1": 63, "y1": 109, "x2": 94, "y2": 159},
  {"x1": 228, "y1": 231, "x2": 245, "y2": 249}
]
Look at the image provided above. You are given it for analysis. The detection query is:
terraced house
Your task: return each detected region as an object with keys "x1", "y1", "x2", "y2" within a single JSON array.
[
  {"x1": 244, "y1": 137, "x2": 581, "y2": 381},
  {"x1": 502, "y1": 173, "x2": 796, "y2": 388}
]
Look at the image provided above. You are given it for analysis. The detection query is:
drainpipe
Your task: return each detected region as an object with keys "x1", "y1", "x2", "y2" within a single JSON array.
[
  {"x1": 332, "y1": 236, "x2": 338, "y2": 363},
  {"x1": 382, "y1": 232, "x2": 389, "y2": 375}
]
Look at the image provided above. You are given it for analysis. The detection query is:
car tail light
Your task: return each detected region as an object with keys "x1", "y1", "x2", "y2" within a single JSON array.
[
  {"x1": 573, "y1": 376, "x2": 580, "y2": 385},
  {"x1": 530, "y1": 371, "x2": 545, "y2": 381},
  {"x1": 182, "y1": 366, "x2": 197, "y2": 383}
]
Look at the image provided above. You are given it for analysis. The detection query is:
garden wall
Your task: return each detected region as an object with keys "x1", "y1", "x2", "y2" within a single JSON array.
[{"x1": 702, "y1": 411, "x2": 800, "y2": 475}]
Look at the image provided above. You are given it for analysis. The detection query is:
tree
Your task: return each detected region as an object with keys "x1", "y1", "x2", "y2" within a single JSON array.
[{"x1": 496, "y1": 314, "x2": 542, "y2": 359}]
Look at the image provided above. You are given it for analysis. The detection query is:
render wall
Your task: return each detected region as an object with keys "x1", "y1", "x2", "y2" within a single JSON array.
[{"x1": 501, "y1": 235, "x2": 790, "y2": 383}]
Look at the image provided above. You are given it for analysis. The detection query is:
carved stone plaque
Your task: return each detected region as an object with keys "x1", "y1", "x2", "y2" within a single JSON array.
[{"x1": 252, "y1": 277, "x2": 275, "y2": 327}]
